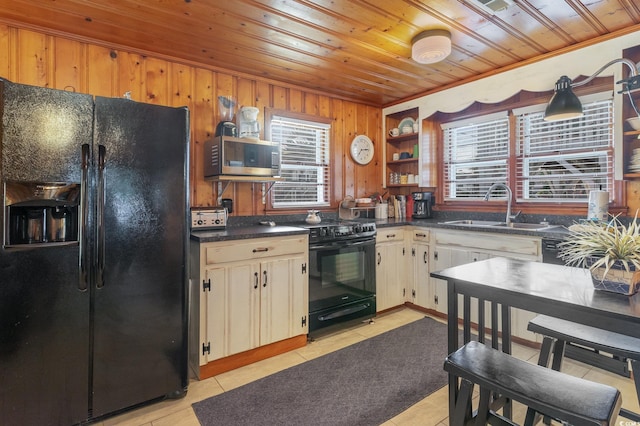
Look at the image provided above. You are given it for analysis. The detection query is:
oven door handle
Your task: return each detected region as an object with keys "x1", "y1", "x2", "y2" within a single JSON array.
[
  {"x1": 309, "y1": 238, "x2": 375, "y2": 251},
  {"x1": 318, "y1": 303, "x2": 371, "y2": 322}
]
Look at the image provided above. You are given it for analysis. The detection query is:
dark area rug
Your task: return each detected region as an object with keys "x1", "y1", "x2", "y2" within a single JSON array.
[{"x1": 192, "y1": 317, "x2": 449, "y2": 426}]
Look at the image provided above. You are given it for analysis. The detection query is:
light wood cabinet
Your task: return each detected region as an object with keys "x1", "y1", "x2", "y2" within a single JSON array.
[
  {"x1": 375, "y1": 227, "x2": 407, "y2": 312},
  {"x1": 428, "y1": 229, "x2": 541, "y2": 340},
  {"x1": 429, "y1": 244, "x2": 475, "y2": 314},
  {"x1": 408, "y1": 227, "x2": 430, "y2": 308},
  {"x1": 191, "y1": 235, "x2": 308, "y2": 371}
]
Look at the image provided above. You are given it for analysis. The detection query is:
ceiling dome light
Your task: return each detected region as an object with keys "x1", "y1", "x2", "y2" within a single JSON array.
[{"x1": 411, "y1": 29, "x2": 452, "y2": 64}]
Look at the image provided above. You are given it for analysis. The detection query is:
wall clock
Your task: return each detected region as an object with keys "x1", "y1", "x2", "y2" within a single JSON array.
[{"x1": 350, "y1": 135, "x2": 374, "y2": 165}]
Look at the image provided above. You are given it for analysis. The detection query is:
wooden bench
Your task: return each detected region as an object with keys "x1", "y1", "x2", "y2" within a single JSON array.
[
  {"x1": 528, "y1": 314, "x2": 640, "y2": 421},
  {"x1": 444, "y1": 341, "x2": 622, "y2": 426}
]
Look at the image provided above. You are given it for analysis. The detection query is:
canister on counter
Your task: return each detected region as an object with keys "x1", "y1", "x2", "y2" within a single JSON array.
[
  {"x1": 375, "y1": 203, "x2": 388, "y2": 219},
  {"x1": 587, "y1": 190, "x2": 608, "y2": 221}
]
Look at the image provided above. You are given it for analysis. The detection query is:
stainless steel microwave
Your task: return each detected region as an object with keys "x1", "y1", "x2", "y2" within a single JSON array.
[{"x1": 204, "y1": 136, "x2": 280, "y2": 178}]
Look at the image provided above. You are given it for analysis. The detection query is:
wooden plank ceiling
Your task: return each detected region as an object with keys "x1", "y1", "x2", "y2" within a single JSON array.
[{"x1": 1, "y1": 0, "x2": 639, "y2": 106}]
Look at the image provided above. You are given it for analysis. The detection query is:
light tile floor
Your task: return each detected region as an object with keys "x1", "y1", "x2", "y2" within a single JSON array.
[{"x1": 98, "y1": 307, "x2": 639, "y2": 426}]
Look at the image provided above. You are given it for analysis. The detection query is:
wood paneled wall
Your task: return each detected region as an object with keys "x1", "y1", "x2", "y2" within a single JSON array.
[{"x1": 0, "y1": 24, "x2": 383, "y2": 216}]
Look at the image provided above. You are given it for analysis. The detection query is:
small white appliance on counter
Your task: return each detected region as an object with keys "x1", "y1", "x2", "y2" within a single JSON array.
[{"x1": 191, "y1": 207, "x2": 227, "y2": 230}]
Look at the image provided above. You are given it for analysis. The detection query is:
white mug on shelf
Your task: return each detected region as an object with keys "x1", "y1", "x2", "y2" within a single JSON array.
[
  {"x1": 392, "y1": 152, "x2": 400, "y2": 161},
  {"x1": 389, "y1": 127, "x2": 400, "y2": 137}
]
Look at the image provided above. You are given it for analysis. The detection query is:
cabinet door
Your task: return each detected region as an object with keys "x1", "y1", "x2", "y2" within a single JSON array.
[
  {"x1": 464, "y1": 252, "x2": 491, "y2": 328},
  {"x1": 411, "y1": 242, "x2": 430, "y2": 308},
  {"x1": 289, "y1": 254, "x2": 309, "y2": 336},
  {"x1": 203, "y1": 267, "x2": 227, "y2": 364},
  {"x1": 261, "y1": 257, "x2": 294, "y2": 345},
  {"x1": 430, "y1": 246, "x2": 470, "y2": 313},
  {"x1": 227, "y1": 262, "x2": 260, "y2": 355},
  {"x1": 376, "y1": 240, "x2": 406, "y2": 311}
]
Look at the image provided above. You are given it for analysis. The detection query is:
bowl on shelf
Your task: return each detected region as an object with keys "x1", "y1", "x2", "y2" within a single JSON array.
[{"x1": 626, "y1": 117, "x2": 640, "y2": 131}]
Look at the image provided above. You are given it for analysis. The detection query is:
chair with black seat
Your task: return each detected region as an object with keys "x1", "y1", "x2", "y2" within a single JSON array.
[
  {"x1": 444, "y1": 341, "x2": 622, "y2": 426},
  {"x1": 527, "y1": 314, "x2": 640, "y2": 421}
]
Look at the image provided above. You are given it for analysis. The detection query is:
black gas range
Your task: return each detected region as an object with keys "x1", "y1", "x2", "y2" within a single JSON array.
[
  {"x1": 298, "y1": 220, "x2": 377, "y2": 335},
  {"x1": 299, "y1": 220, "x2": 377, "y2": 244}
]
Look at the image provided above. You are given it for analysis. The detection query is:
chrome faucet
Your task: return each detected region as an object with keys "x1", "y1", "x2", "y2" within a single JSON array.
[{"x1": 483, "y1": 183, "x2": 519, "y2": 225}]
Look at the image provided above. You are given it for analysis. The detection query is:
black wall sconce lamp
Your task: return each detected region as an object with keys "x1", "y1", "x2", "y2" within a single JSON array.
[{"x1": 544, "y1": 58, "x2": 640, "y2": 122}]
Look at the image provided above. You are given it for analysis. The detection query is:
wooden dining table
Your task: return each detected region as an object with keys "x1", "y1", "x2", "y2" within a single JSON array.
[{"x1": 430, "y1": 256, "x2": 640, "y2": 421}]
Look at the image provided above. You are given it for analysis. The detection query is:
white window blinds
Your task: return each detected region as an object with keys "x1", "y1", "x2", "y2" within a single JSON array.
[
  {"x1": 515, "y1": 95, "x2": 613, "y2": 202},
  {"x1": 269, "y1": 116, "x2": 331, "y2": 207},
  {"x1": 442, "y1": 113, "x2": 510, "y2": 200}
]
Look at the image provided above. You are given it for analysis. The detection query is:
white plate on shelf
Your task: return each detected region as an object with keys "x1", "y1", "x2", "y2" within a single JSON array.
[{"x1": 398, "y1": 117, "x2": 416, "y2": 134}]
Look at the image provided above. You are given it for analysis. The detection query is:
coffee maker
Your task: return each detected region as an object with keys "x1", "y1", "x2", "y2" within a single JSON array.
[
  {"x1": 237, "y1": 106, "x2": 260, "y2": 139},
  {"x1": 412, "y1": 192, "x2": 433, "y2": 219}
]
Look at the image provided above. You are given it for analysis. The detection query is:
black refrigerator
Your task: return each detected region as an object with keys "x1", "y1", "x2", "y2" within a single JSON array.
[{"x1": 0, "y1": 79, "x2": 190, "y2": 424}]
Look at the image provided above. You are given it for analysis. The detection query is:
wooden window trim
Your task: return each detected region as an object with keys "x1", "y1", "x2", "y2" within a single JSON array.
[
  {"x1": 263, "y1": 108, "x2": 334, "y2": 213},
  {"x1": 431, "y1": 77, "x2": 626, "y2": 216}
]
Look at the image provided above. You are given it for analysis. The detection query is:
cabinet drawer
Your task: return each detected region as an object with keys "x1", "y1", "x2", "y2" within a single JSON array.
[
  {"x1": 376, "y1": 227, "x2": 405, "y2": 243},
  {"x1": 434, "y1": 230, "x2": 540, "y2": 257},
  {"x1": 411, "y1": 228, "x2": 430, "y2": 242},
  {"x1": 204, "y1": 236, "x2": 307, "y2": 264}
]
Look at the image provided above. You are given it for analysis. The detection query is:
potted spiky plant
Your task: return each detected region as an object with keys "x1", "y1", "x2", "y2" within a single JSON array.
[{"x1": 558, "y1": 213, "x2": 640, "y2": 295}]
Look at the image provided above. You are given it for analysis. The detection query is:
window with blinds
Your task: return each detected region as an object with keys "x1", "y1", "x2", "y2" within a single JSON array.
[
  {"x1": 269, "y1": 115, "x2": 331, "y2": 207},
  {"x1": 442, "y1": 113, "x2": 510, "y2": 200},
  {"x1": 515, "y1": 94, "x2": 613, "y2": 202}
]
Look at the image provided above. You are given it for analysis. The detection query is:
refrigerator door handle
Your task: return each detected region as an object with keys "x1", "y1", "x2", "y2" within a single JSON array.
[
  {"x1": 96, "y1": 144, "x2": 106, "y2": 288},
  {"x1": 79, "y1": 144, "x2": 90, "y2": 291}
]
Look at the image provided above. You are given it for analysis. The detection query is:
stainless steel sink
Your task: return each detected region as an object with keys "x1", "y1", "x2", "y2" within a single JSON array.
[
  {"x1": 439, "y1": 219, "x2": 559, "y2": 232},
  {"x1": 491, "y1": 222, "x2": 556, "y2": 231},
  {"x1": 440, "y1": 220, "x2": 504, "y2": 227}
]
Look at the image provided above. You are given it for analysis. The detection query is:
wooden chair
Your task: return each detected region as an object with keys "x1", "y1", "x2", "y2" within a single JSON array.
[
  {"x1": 528, "y1": 314, "x2": 640, "y2": 421},
  {"x1": 444, "y1": 341, "x2": 622, "y2": 426}
]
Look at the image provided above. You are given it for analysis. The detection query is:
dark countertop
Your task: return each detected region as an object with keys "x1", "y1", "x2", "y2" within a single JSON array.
[
  {"x1": 191, "y1": 225, "x2": 309, "y2": 243},
  {"x1": 190, "y1": 218, "x2": 569, "y2": 242},
  {"x1": 369, "y1": 217, "x2": 570, "y2": 239}
]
